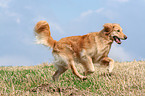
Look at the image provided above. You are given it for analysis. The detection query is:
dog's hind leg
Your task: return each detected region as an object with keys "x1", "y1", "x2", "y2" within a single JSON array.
[
  {"x1": 70, "y1": 60, "x2": 87, "y2": 80},
  {"x1": 52, "y1": 66, "x2": 68, "y2": 81}
]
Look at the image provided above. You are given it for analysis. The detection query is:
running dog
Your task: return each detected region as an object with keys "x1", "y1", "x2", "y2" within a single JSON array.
[{"x1": 34, "y1": 21, "x2": 127, "y2": 81}]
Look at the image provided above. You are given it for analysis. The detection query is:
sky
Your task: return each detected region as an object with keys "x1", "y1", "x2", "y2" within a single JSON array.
[{"x1": 0, "y1": 0, "x2": 145, "y2": 66}]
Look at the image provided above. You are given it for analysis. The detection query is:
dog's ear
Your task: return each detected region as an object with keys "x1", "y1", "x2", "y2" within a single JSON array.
[{"x1": 103, "y1": 23, "x2": 113, "y2": 35}]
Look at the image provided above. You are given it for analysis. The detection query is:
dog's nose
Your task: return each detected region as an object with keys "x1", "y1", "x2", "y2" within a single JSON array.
[{"x1": 124, "y1": 35, "x2": 127, "y2": 40}]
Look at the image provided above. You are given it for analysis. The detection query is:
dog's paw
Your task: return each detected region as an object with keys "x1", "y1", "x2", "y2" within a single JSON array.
[
  {"x1": 83, "y1": 72, "x2": 86, "y2": 76},
  {"x1": 82, "y1": 76, "x2": 87, "y2": 81},
  {"x1": 52, "y1": 76, "x2": 58, "y2": 81},
  {"x1": 83, "y1": 71, "x2": 94, "y2": 76}
]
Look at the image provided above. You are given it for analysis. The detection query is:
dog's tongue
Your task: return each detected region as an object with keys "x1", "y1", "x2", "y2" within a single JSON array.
[{"x1": 116, "y1": 38, "x2": 121, "y2": 44}]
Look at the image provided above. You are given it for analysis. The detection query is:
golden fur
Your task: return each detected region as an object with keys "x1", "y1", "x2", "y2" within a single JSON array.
[{"x1": 34, "y1": 21, "x2": 127, "y2": 81}]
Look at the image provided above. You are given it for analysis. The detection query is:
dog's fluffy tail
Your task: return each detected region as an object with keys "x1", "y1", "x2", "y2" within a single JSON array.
[{"x1": 34, "y1": 21, "x2": 57, "y2": 48}]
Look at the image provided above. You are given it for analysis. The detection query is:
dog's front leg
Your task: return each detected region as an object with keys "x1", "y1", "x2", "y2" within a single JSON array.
[
  {"x1": 80, "y1": 50, "x2": 95, "y2": 76},
  {"x1": 81, "y1": 55, "x2": 95, "y2": 76},
  {"x1": 101, "y1": 57, "x2": 114, "y2": 73}
]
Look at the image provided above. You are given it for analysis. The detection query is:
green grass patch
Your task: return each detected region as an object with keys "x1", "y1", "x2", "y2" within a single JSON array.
[{"x1": 0, "y1": 61, "x2": 145, "y2": 95}]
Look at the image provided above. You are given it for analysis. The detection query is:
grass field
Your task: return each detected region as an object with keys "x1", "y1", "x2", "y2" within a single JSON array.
[{"x1": 0, "y1": 60, "x2": 145, "y2": 96}]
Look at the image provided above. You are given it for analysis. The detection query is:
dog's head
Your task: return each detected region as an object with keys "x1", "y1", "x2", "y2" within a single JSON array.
[{"x1": 103, "y1": 23, "x2": 127, "y2": 44}]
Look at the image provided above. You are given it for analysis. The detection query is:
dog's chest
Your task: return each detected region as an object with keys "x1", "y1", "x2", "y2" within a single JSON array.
[
  {"x1": 84, "y1": 41, "x2": 110, "y2": 57},
  {"x1": 91, "y1": 43, "x2": 111, "y2": 63},
  {"x1": 86, "y1": 46, "x2": 96, "y2": 57},
  {"x1": 97, "y1": 44, "x2": 110, "y2": 56},
  {"x1": 93, "y1": 43, "x2": 111, "y2": 63}
]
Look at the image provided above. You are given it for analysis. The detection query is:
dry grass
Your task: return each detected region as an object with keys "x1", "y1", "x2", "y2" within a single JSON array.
[{"x1": 0, "y1": 61, "x2": 145, "y2": 96}]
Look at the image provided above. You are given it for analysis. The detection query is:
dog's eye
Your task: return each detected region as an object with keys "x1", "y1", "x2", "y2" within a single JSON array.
[{"x1": 117, "y1": 30, "x2": 120, "y2": 32}]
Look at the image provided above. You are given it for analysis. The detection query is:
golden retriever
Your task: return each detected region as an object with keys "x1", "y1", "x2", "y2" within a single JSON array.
[{"x1": 34, "y1": 21, "x2": 127, "y2": 81}]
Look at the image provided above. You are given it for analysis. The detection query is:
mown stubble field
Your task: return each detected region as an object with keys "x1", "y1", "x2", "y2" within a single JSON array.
[{"x1": 0, "y1": 60, "x2": 145, "y2": 96}]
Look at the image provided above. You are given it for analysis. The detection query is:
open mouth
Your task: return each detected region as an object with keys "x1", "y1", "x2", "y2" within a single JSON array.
[{"x1": 113, "y1": 36, "x2": 121, "y2": 44}]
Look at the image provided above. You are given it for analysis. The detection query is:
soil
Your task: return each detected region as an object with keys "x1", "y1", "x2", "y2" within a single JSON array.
[{"x1": 30, "y1": 83, "x2": 89, "y2": 96}]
